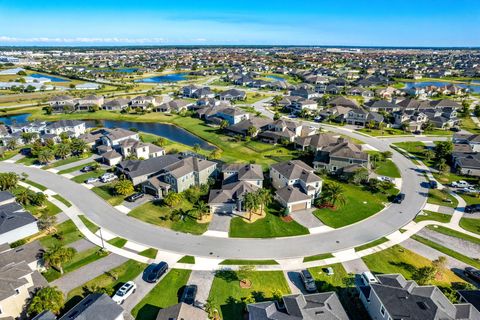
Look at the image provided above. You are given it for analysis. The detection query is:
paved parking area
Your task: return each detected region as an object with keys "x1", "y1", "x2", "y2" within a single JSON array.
[
  {"x1": 290, "y1": 209, "x2": 324, "y2": 230},
  {"x1": 283, "y1": 270, "x2": 307, "y2": 294},
  {"x1": 68, "y1": 238, "x2": 96, "y2": 252},
  {"x1": 342, "y1": 258, "x2": 370, "y2": 274},
  {"x1": 207, "y1": 213, "x2": 232, "y2": 233},
  {"x1": 122, "y1": 194, "x2": 156, "y2": 210},
  {"x1": 187, "y1": 270, "x2": 215, "y2": 307},
  {"x1": 418, "y1": 228, "x2": 480, "y2": 258}
]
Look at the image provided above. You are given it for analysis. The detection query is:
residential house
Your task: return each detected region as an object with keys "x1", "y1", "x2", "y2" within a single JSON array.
[
  {"x1": 75, "y1": 95, "x2": 104, "y2": 112},
  {"x1": 118, "y1": 154, "x2": 183, "y2": 186},
  {"x1": 365, "y1": 100, "x2": 400, "y2": 112},
  {"x1": 294, "y1": 133, "x2": 341, "y2": 152},
  {"x1": 345, "y1": 108, "x2": 384, "y2": 127},
  {"x1": 313, "y1": 139, "x2": 369, "y2": 173},
  {"x1": 287, "y1": 98, "x2": 318, "y2": 114},
  {"x1": 182, "y1": 85, "x2": 215, "y2": 99},
  {"x1": 225, "y1": 117, "x2": 272, "y2": 137},
  {"x1": 258, "y1": 119, "x2": 316, "y2": 144},
  {"x1": 0, "y1": 191, "x2": 39, "y2": 244},
  {"x1": 208, "y1": 164, "x2": 263, "y2": 214},
  {"x1": 155, "y1": 99, "x2": 193, "y2": 113},
  {"x1": 130, "y1": 96, "x2": 159, "y2": 111},
  {"x1": 270, "y1": 160, "x2": 322, "y2": 213},
  {"x1": 103, "y1": 98, "x2": 130, "y2": 111},
  {"x1": 357, "y1": 273, "x2": 480, "y2": 320},
  {"x1": 155, "y1": 302, "x2": 208, "y2": 320},
  {"x1": 317, "y1": 105, "x2": 351, "y2": 123},
  {"x1": 48, "y1": 95, "x2": 76, "y2": 113},
  {"x1": 328, "y1": 96, "x2": 359, "y2": 109},
  {"x1": 161, "y1": 156, "x2": 217, "y2": 193},
  {"x1": 247, "y1": 292, "x2": 349, "y2": 320},
  {"x1": 59, "y1": 293, "x2": 124, "y2": 320},
  {"x1": 218, "y1": 89, "x2": 246, "y2": 101},
  {"x1": 209, "y1": 107, "x2": 250, "y2": 125},
  {"x1": 290, "y1": 88, "x2": 320, "y2": 99},
  {"x1": 44, "y1": 120, "x2": 86, "y2": 138}
]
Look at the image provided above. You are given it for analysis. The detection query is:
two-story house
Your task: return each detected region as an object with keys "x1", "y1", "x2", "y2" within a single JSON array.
[{"x1": 313, "y1": 139, "x2": 369, "y2": 173}]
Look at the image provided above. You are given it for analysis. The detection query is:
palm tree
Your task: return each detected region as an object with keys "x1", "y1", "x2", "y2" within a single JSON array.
[
  {"x1": 114, "y1": 179, "x2": 134, "y2": 196},
  {"x1": 192, "y1": 201, "x2": 209, "y2": 220},
  {"x1": 247, "y1": 126, "x2": 257, "y2": 137},
  {"x1": 0, "y1": 172, "x2": 19, "y2": 190},
  {"x1": 219, "y1": 120, "x2": 229, "y2": 130},
  {"x1": 6, "y1": 139, "x2": 17, "y2": 150},
  {"x1": 256, "y1": 189, "x2": 272, "y2": 215},
  {"x1": 322, "y1": 182, "x2": 346, "y2": 208},
  {"x1": 21, "y1": 132, "x2": 37, "y2": 144},
  {"x1": 16, "y1": 188, "x2": 32, "y2": 205},
  {"x1": 437, "y1": 158, "x2": 448, "y2": 172},
  {"x1": 37, "y1": 149, "x2": 54, "y2": 164},
  {"x1": 244, "y1": 192, "x2": 260, "y2": 221},
  {"x1": 71, "y1": 138, "x2": 88, "y2": 155},
  {"x1": 27, "y1": 286, "x2": 64, "y2": 316},
  {"x1": 193, "y1": 143, "x2": 201, "y2": 153},
  {"x1": 55, "y1": 143, "x2": 71, "y2": 159},
  {"x1": 43, "y1": 245, "x2": 76, "y2": 274},
  {"x1": 169, "y1": 208, "x2": 188, "y2": 222},
  {"x1": 163, "y1": 192, "x2": 182, "y2": 207}
]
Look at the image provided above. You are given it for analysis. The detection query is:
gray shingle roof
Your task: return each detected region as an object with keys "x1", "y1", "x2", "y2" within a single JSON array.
[{"x1": 59, "y1": 293, "x2": 124, "y2": 320}]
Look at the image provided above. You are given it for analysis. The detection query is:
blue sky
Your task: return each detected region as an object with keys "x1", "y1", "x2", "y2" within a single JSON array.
[{"x1": 0, "y1": 0, "x2": 479, "y2": 46}]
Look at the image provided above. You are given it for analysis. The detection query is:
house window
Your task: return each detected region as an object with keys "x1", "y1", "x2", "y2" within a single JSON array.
[{"x1": 380, "y1": 305, "x2": 385, "y2": 316}]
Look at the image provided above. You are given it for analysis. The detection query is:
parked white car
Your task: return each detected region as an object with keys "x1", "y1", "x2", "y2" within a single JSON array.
[
  {"x1": 85, "y1": 177, "x2": 99, "y2": 184},
  {"x1": 377, "y1": 176, "x2": 393, "y2": 183},
  {"x1": 451, "y1": 180, "x2": 471, "y2": 188},
  {"x1": 100, "y1": 173, "x2": 117, "y2": 183},
  {"x1": 112, "y1": 281, "x2": 136, "y2": 304}
]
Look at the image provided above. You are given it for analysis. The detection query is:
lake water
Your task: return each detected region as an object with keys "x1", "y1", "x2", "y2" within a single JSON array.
[
  {"x1": 404, "y1": 81, "x2": 480, "y2": 93},
  {"x1": 30, "y1": 73, "x2": 69, "y2": 83},
  {"x1": 134, "y1": 73, "x2": 188, "y2": 83},
  {"x1": 266, "y1": 75, "x2": 286, "y2": 82},
  {"x1": 0, "y1": 114, "x2": 214, "y2": 150}
]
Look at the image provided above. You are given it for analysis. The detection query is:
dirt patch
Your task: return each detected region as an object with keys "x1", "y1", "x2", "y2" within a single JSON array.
[
  {"x1": 240, "y1": 209, "x2": 266, "y2": 223},
  {"x1": 239, "y1": 279, "x2": 252, "y2": 288},
  {"x1": 281, "y1": 215, "x2": 293, "y2": 223},
  {"x1": 197, "y1": 213, "x2": 213, "y2": 224}
]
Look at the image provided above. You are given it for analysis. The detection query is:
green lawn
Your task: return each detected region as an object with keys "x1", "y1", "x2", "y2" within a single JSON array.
[
  {"x1": 303, "y1": 253, "x2": 334, "y2": 263},
  {"x1": 39, "y1": 220, "x2": 84, "y2": 248},
  {"x1": 459, "y1": 217, "x2": 480, "y2": 235},
  {"x1": 52, "y1": 194, "x2": 72, "y2": 207},
  {"x1": 108, "y1": 237, "x2": 127, "y2": 248},
  {"x1": 208, "y1": 270, "x2": 291, "y2": 320},
  {"x1": 354, "y1": 237, "x2": 389, "y2": 252},
  {"x1": 308, "y1": 263, "x2": 352, "y2": 291},
  {"x1": 91, "y1": 184, "x2": 125, "y2": 206},
  {"x1": 459, "y1": 193, "x2": 480, "y2": 206},
  {"x1": 362, "y1": 245, "x2": 465, "y2": 287},
  {"x1": 24, "y1": 200, "x2": 62, "y2": 217},
  {"x1": 79, "y1": 215, "x2": 100, "y2": 233},
  {"x1": 411, "y1": 235, "x2": 480, "y2": 269},
  {"x1": 42, "y1": 153, "x2": 93, "y2": 169},
  {"x1": 177, "y1": 255, "x2": 195, "y2": 264},
  {"x1": 43, "y1": 247, "x2": 108, "y2": 282},
  {"x1": 71, "y1": 169, "x2": 107, "y2": 184},
  {"x1": 374, "y1": 159, "x2": 400, "y2": 178},
  {"x1": 128, "y1": 200, "x2": 209, "y2": 235},
  {"x1": 427, "y1": 225, "x2": 480, "y2": 246},
  {"x1": 219, "y1": 259, "x2": 279, "y2": 265},
  {"x1": 16, "y1": 156, "x2": 39, "y2": 166},
  {"x1": 358, "y1": 128, "x2": 410, "y2": 137},
  {"x1": 57, "y1": 162, "x2": 96, "y2": 174},
  {"x1": 229, "y1": 205, "x2": 309, "y2": 238},
  {"x1": 427, "y1": 189, "x2": 458, "y2": 208},
  {"x1": 131, "y1": 269, "x2": 191, "y2": 320},
  {"x1": 313, "y1": 179, "x2": 394, "y2": 228},
  {"x1": 23, "y1": 179, "x2": 47, "y2": 191},
  {"x1": 139, "y1": 248, "x2": 158, "y2": 259},
  {"x1": 414, "y1": 210, "x2": 451, "y2": 224},
  {"x1": 66, "y1": 260, "x2": 146, "y2": 301}
]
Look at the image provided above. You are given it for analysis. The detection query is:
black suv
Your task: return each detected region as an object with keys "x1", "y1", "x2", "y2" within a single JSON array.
[
  {"x1": 81, "y1": 165, "x2": 95, "y2": 172},
  {"x1": 300, "y1": 270, "x2": 317, "y2": 292},
  {"x1": 126, "y1": 192, "x2": 144, "y2": 202},
  {"x1": 393, "y1": 193, "x2": 405, "y2": 204},
  {"x1": 180, "y1": 285, "x2": 198, "y2": 305},
  {"x1": 145, "y1": 262, "x2": 168, "y2": 283},
  {"x1": 465, "y1": 204, "x2": 480, "y2": 214}
]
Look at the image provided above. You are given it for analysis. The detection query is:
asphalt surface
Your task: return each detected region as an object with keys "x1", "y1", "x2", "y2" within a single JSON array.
[{"x1": 0, "y1": 124, "x2": 430, "y2": 259}]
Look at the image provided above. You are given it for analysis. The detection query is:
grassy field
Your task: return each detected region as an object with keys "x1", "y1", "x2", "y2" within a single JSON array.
[
  {"x1": 414, "y1": 210, "x2": 452, "y2": 223},
  {"x1": 57, "y1": 162, "x2": 96, "y2": 174},
  {"x1": 208, "y1": 270, "x2": 291, "y2": 320},
  {"x1": 374, "y1": 159, "x2": 400, "y2": 178},
  {"x1": 219, "y1": 259, "x2": 279, "y2": 265},
  {"x1": 131, "y1": 269, "x2": 191, "y2": 320},
  {"x1": 313, "y1": 179, "x2": 394, "y2": 228},
  {"x1": 459, "y1": 193, "x2": 480, "y2": 206},
  {"x1": 362, "y1": 245, "x2": 466, "y2": 287},
  {"x1": 52, "y1": 194, "x2": 72, "y2": 207},
  {"x1": 411, "y1": 235, "x2": 480, "y2": 269},
  {"x1": 24, "y1": 200, "x2": 62, "y2": 217},
  {"x1": 43, "y1": 247, "x2": 108, "y2": 282},
  {"x1": 427, "y1": 189, "x2": 458, "y2": 208},
  {"x1": 23, "y1": 179, "x2": 47, "y2": 191},
  {"x1": 229, "y1": 205, "x2": 309, "y2": 238},
  {"x1": 303, "y1": 253, "x2": 334, "y2": 263},
  {"x1": 39, "y1": 220, "x2": 84, "y2": 248},
  {"x1": 71, "y1": 169, "x2": 107, "y2": 184},
  {"x1": 358, "y1": 127, "x2": 410, "y2": 137},
  {"x1": 91, "y1": 184, "x2": 125, "y2": 206},
  {"x1": 392, "y1": 141, "x2": 431, "y2": 165},
  {"x1": 128, "y1": 200, "x2": 209, "y2": 235},
  {"x1": 42, "y1": 153, "x2": 93, "y2": 169},
  {"x1": 139, "y1": 248, "x2": 158, "y2": 259},
  {"x1": 79, "y1": 215, "x2": 100, "y2": 233},
  {"x1": 308, "y1": 263, "x2": 352, "y2": 291},
  {"x1": 66, "y1": 260, "x2": 146, "y2": 301},
  {"x1": 354, "y1": 237, "x2": 389, "y2": 252},
  {"x1": 177, "y1": 255, "x2": 195, "y2": 264},
  {"x1": 459, "y1": 217, "x2": 480, "y2": 235}
]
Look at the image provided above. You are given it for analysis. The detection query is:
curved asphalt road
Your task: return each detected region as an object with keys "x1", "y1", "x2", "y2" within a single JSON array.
[{"x1": 0, "y1": 124, "x2": 429, "y2": 259}]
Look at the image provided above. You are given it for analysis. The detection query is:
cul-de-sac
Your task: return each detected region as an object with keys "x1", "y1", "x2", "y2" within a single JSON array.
[{"x1": 0, "y1": 2, "x2": 479, "y2": 320}]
